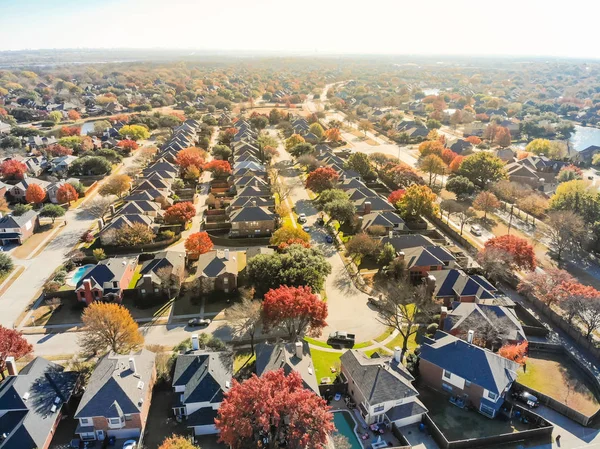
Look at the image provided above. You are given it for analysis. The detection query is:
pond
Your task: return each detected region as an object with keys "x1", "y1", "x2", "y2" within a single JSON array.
[
  {"x1": 569, "y1": 125, "x2": 600, "y2": 152},
  {"x1": 333, "y1": 411, "x2": 363, "y2": 449},
  {"x1": 67, "y1": 264, "x2": 94, "y2": 286},
  {"x1": 80, "y1": 121, "x2": 96, "y2": 136}
]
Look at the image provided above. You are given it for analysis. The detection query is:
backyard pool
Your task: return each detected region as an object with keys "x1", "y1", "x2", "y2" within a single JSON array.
[
  {"x1": 68, "y1": 264, "x2": 94, "y2": 286},
  {"x1": 333, "y1": 411, "x2": 363, "y2": 449}
]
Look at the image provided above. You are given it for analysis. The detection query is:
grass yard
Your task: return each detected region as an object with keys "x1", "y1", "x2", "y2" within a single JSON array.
[
  {"x1": 311, "y1": 349, "x2": 342, "y2": 383},
  {"x1": 385, "y1": 331, "x2": 418, "y2": 352},
  {"x1": 374, "y1": 327, "x2": 394, "y2": 343},
  {"x1": 29, "y1": 302, "x2": 84, "y2": 327},
  {"x1": 233, "y1": 350, "x2": 256, "y2": 374},
  {"x1": 127, "y1": 264, "x2": 143, "y2": 288},
  {"x1": 304, "y1": 336, "x2": 372, "y2": 350},
  {"x1": 362, "y1": 348, "x2": 392, "y2": 358},
  {"x1": 12, "y1": 223, "x2": 60, "y2": 259},
  {"x1": 518, "y1": 352, "x2": 600, "y2": 416}
]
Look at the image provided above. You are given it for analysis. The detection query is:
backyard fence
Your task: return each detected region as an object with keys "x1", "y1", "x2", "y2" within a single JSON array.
[
  {"x1": 426, "y1": 214, "x2": 479, "y2": 257},
  {"x1": 390, "y1": 423, "x2": 412, "y2": 449},
  {"x1": 206, "y1": 231, "x2": 271, "y2": 247}
]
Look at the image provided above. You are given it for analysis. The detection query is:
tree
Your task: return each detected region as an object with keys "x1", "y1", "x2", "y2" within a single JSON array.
[
  {"x1": 215, "y1": 369, "x2": 333, "y2": 449},
  {"x1": 417, "y1": 154, "x2": 446, "y2": 186},
  {"x1": 268, "y1": 168, "x2": 291, "y2": 203},
  {"x1": 418, "y1": 140, "x2": 444, "y2": 158},
  {"x1": 250, "y1": 114, "x2": 269, "y2": 130},
  {"x1": 448, "y1": 155, "x2": 464, "y2": 173},
  {"x1": 484, "y1": 235, "x2": 536, "y2": 271},
  {"x1": 453, "y1": 205, "x2": 477, "y2": 235},
  {"x1": 40, "y1": 204, "x2": 65, "y2": 223},
  {"x1": 498, "y1": 341, "x2": 528, "y2": 366},
  {"x1": 175, "y1": 147, "x2": 205, "y2": 171},
  {"x1": 309, "y1": 122, "x2": 325, "y2": 139},
  {"x1": 306, "y1": 167, "x2": 339, "y2": 193},
  {"x1": 346, "y1": 233, "x2": 379, "y2": 263},
  {"x1": 0, "y1": 196, "x2": 9, "y2": 214},
  {"x1": 545, "y1": 211, "x2": 585, "y2": 260},
  {"x1": 157, "y1": 435, "x2": 196, "y2": 449},
  {"x1": 93, "y1": 248, "x2": 107, "y2": 261},
  {"x1": 285, "y1": 134, "x2": 305, "y2": 151},
  {"x1": 397, "y1": 184, "x2": 438, "y2": 219},
  {"x1": 1, "y1": 159, "x2": 27, "y2": 180},
  {"x1": 164, "y1": 202, "x2": 196, "y2": 224},
  {"x1": 473, "y1": 191, "x2": 500, "y2": 219},
  {"x1": 0, "y1": 253, "x2": 14, "y2": 276},
  {"x1": 262, "y1": 285, "x2": 327, "y2": 340},
  {"x1": 315, "y1": 189, "x2": 348, "y2": 208},
  {"x1": 270, "y1": 226, "x2": 310, "y2": 247},
  {"x1": 0, "y1": 326, "x2": 32, "y2": 379},
  {"x1": 67, "y1": 109, "x2": 81, "y2": 121},
  {"x1": 84, "y1": 197, "x2": 113, "y2": 219},
  {"x1": 557, "y1": 165, "x2": 583, "y2": 183},
  {"x1": 358, "y1": 119, "x2": 372, "y2": 136},
  {"x1": 99, "y1": 174, "x2": 131, "y2": 198},
  {"x1": 0, "y1": 136, "x2": 22, "y2": 149},
  {"x1": 323, "y1": 199, "x2": 356, "y2": 228},
  {"x1": 289, "y1": 142, "x2": 315, "y2": 158},
  {"x1": 25, "y1": 183, "x2": 46, "y2": 205},
  {"x1": 346, "y1": 152, "x2": 375, "y2": 180},
  {"x1": 12, "y1": 204, "x2": 32, "y2": 216},
  {"x1": 578, "y1": 296, "x2": 600, "y2": 340},
  {"x1": 377, "y1": 281, "x2": 436, "y2": 362},
  {"x1": 56, "y1": 183, "x2": 79, "y2": 205},
  {"x1": 477, "y1": 247, "x2": 515, "y2": 282},
  {"x1": 184, "y1": 232, "x2": 213, "y2": 259},
  {"x1": 455, "y1": 310, "x2": 512, "y2": 350},
  {"x1": 68, "y1": 156, "x2": 111, "y2": 176},
  {"x1": 204, "y1": 160, "x2": 232, "y2": 178},
  {"x1": 113, "y1": 223, "x2": 155, "y2": 246},
  {"x1": 466, "y1": 136, "x2": 482, "y2": 145},
  {"x1": 226, "y1": 297, "x2": 263, "y2": 354},
  {"x1": 426, "y1": 119, "x2": 442, "y2": 129},
  {"x1": 549, "y1": 180, "x2": 600, "y2": 224},
  {"x1": 59, "y1": 126, "x2": 82, "y2": 137},
  {"x1": 388, "y1": 189, "x2": 406, "y2": 206},
  {"x1": 441, "y1": 148, "x2": 458, "y2": 165},
  {"x1": 118, "y1": 124, "x2": 150, "y2": 141},
  {"x1": 517, "y1": 268, "x2": 575, "y2": 306},
  {"x1": 458, "y1": 152, "x2": 507, "y2": 188},
  {"x1": 494, "y1": 127, "x2": 512, "y2": 147},
  {"x1": 377, "y1": 242, "x2": 397, "y2": 266},
  {"x1": 46, "y1": 144, "x2": 73, "y2": 157},
  {"x1": 526, "y1": 138, "x2": 566, "y2": 159},
  {"x1": 48, "y1": 111, "x2": 62, "y2": 124},
  {"x1": 79, "y1": 302, "x2": 144, "y2": 355},
  {"x1": 325, "y1": 128, "x2": 341, "y2": 142},
  {"x1": 212, "y1": 144, "x2": 232, "y2": 160},
  {"x1": 117, "y1": 139, "x2": 139, "y2": 153},
  {"x1": 93, "y1": 120, "x2": 111, "y2": 135}
]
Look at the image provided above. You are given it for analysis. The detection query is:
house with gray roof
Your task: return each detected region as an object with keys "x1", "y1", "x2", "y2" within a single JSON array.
[
  {"x1": 361, "y1": 211, "x2": 406, "y2": 234},
  {"x1": 0, "y1": 210, "x2": 39, "y2": 245},
  {"x1": 340, "y1": 350, "x2": 427, "y2": 428},
  {"x1": 171, "y1": 346, "x2": 232, "y2": 436},
  {"x1": 229, "y1": 206, "x2": 276, "y2": 237},
  {"x1": 256, "y1": 341, "x2": 319, "y2": 393},
  {"x1": 74, "y1": 349, "x2": 156, "y2": 442},
  {"x1": 0, "y1": 357, "x2": 79, "y2": 449},
  {"x1": 419, "y1": 331, "x2": 519, "y2": 418},
  {"x1": 136, "y1": 250, "x2": 185, "y2": 297},
  {"x1": 75, "y1": 256, "x2": 138, "y2": 305},
  {"x1": 194, "y1": 250, "x2": 238, "y2": 292},
  {"x1": 425, "y1": 268, "x2": 497, "y2": 305}
]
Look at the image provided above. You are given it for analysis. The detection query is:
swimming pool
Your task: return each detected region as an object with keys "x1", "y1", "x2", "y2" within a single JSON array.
[
  {"x1": 68, "y1": 264, "x2": 94, "y2": 286},
  {"x1": 333, "y1": 411, "x2": 363, "y2": 449}
]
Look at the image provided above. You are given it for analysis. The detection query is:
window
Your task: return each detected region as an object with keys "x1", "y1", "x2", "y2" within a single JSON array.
[
  {"x1": 79, "y1": 418, "x2": 91, "y2": 425},
  {"x1": 141, "y1": 289, "x2": 146, "y2": 294},
  {"x1": 373, "y1": 405, "x2": 385, "y2": 413},
  {"x1": 443, "y1": 370, "x2": 451, "y2": 379},
  {"x1": 94, "y1": 291, "x2": 100, "y2": 299},
  {"x1": 442, "y1": 382, "x2": 453, "y2": 393},
  {"x1": 480, "y1": 403, "x2": 495, "y2": 418},
  {"x1": 487, "y1": 391, "x2": 498, "y2": 400},
  {"x1": 154, "y1": 288, "x2": 159, "y2": 292},
  {"x1": 108, "y1": 417, "x2": 124, "y2": 429},
  {"x1": 125, "y1": 414, "x2": 132, "y2": 421},
  {"x1": 430, "y1": 266, "x2": 438, "y2": 270}
]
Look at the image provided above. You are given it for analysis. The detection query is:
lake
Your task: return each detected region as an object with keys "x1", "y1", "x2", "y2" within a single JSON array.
[
  {"x1": 80, "y1": 121, "x2": 96, "y2": 136},
  {"x1": 569, "y1": 125, "x2": 600, "y2": 152}
]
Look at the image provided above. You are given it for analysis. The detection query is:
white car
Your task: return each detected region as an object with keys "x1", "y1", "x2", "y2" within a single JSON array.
[
  {"x1": 123, "y1": 440, "x2": 137, "y2": 449},
  {"x1": 298, "y1": 213, "x2": 307, "y2": 223},
  {"x1": 470, "y1": 225, "x2": 483, "y2": 236}
]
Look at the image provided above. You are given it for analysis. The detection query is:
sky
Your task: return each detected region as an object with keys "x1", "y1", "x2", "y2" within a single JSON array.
[{"x1": 0, "y1": 0, "x2": 599, "y2": 58}]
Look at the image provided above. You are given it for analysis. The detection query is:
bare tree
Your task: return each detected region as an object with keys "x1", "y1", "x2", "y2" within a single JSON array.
[
  {"x1": 225, "y1": 297, "x2": 263, "y2": 354},
  {"x1": 578, "y1": 299, "x2": 600, "y2": 340},
  {"x1": 454, "y1": 310, "x2": 511, "y2": 350},
  {"x1": 376, "y1": 281, "x2": 437, "y2": 362},
  {"x1": 452, "y1": 205, "x2": 477, "y2": 235},
  {"x1": 477, "y1": 247, "x2": 514, "y2": 282},
  {"x1": 546, "y1": 210, "x2": 585, "y2": 261},
  {"x1": 269, "y1": 168, "x2": 292, "y2": 203},
  {"x1": 84, "y1": 196, "x2": 115, "y2": 220},
  {"x1": 156, "y1": 267, "x2": 181, "y2": 299}
]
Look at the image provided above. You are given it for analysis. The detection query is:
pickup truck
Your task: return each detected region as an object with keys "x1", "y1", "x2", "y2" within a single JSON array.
[{"x1": 327, "y1": 331, "x2": 356, "y2": 347}]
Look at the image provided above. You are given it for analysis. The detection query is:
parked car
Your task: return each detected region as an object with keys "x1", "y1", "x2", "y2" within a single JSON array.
[
  {"x1": 302, "y1": 225, "x2": 311, "y2": 232},
  {"x1": 188, "y1": 318, "x2": 211, "y2": 327},
  {"x1": 298, "y1": 213, "x2": 307, "y2": 223},
  {"x1": 327, "y1": 331, "x2": 356, "y2": 347},
  {"x1": 470, "y1": 224, "x2": 482, "y2": 236},
  {"x1": 513, "y1": 390, "x2": 539, "y2": 408},
  {"x1": 123, "y1": 441, "x2": 137, "y2": 449},
  {"x1": 325, "y1": 235, "x2": 333, "y2": 244}
]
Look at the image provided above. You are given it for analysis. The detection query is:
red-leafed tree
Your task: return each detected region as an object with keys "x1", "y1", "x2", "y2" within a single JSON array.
[
  {"x1": 262, "y1": 285, "x2": 328, "y2": 340},
  {"x1": 0, "y1": 326, "x2": 33, "y2": 379},
  {"x1": 441, "y1": 148, "x2": 458, "y2": 165},
  {"x1": 56, "y1": 183, "x2": 79, "y2": 205},
  {"x1": 175, "y1": 147, "x2": 205, "y2": 171},
  {"x1": 215, "y1": 369, "x2": 334, "y2": 449},
  {"x1": 46, "y1": 144, "x2": 73, "y2": 157},
  {"x1": 517, "y1": 268, "x2": 575, "y2": 306},
  {"x1": 59, "y1": 126, "x2": 81, "y2": 137},
  {"x1": 466, "y1": 136, "x2": 482, "y2": 145},
  {"x1": 498, "y1": 341, "x2": 528, "y2": 366},
  {"x1": 164, "y1": 202, "x2": 196, "y2": 224},
  {"x1": 67, "y1": 110, "x2": 81, "y2": 121},
  {"x1": 278, "y1": 238, "x2": 311, "y2": 250},
  {"x1": 117, "y1": 139, "x2": 139, "y2": 154},
  {"x1": 0, "y1": 107, "x2": 7, "y2": 117},
  {"x1": 494, "y1": 126, "x2": 512, "y2": 148},
  {"x1": 484, "y1": 235, "x2": 536, "y2": 271},
  {"x1": 25, "y1": 183, "x2": 46, "y2": 205},
  {"x1": 204, "y1": 160, "x2": 232, "y2": 178},
  {"x1": 305, "y1": 167, "x2": 339, "y2": 193},
  {"x1": 388, "y1": 189, "x2": 406, "y2": 206},
  {"x1": 184, "y1": 231, "x2": 213, "y2": 259},
  {"x1": 1, "y1": 160, "x2": 27, "y2": 180},
  {"x1": 448, "y1": 155, "x2": 464, "y2": 173}
]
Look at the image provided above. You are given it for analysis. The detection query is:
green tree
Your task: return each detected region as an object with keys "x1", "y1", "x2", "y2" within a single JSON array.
[
  {"x1": 212, "y1": 144, "x2": 232, "y2": 160},
  {"x1": 377, "y1": 242, "x2": 397, "y2": 266},
  {"x1": 118, "y1": 124, "x2": 150, "y2": 141},
  {"x1": 346, "y1": 152, "x2": 376, "y2": 180},
  {"x1": 417, "y1": 154, "x2": 446, "y2": 186},
  {"x1": 309, "y1": 122, "x2": 325, "y2": 139},
  {"x1": 446, "y1": 175, "x2": 476, "y2": 199},
  {"x1": 346, "y1": 233, "x2": 379, "y2": 263},
  {"x1": 323, "y1": 199, "x2": 356, "y2": 228},
  {"x1": 315, "y1": 189, "x2": 348, "y2": 208},
  {"x1": 290, "y1": 142, "x2": 315, "y2": 158},
  {"x1": 39, "y1": 204, "x2": 65, "y2": 223},
  {"x1": 48, "y1": 111, "x2": 62, "y2": 124},
  {"x1": 426, "y1": 119, "x2": 442, "y2": 129},
  {"x1": 549, "y1": 180, "x2": 600, "y2": 224},
  {"x1": 458, "y1": 152, "x2": 507, "y2": 188},
  {"x1": 525, "y1": 138, "x2": 567, "y2": 159},
  {"x1": 0, "y1": 253, "x2": 14, "y2": 276}
]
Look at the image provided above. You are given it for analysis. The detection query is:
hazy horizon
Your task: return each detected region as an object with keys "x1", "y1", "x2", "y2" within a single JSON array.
[{"x1": 1, "y1": 0, "x2": 599, "y2": 59}]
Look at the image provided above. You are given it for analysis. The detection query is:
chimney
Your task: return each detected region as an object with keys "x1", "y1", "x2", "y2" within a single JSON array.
[
  {"x1": 439, "y1": 306, "x2": 448, "y2": 327},
  {"x1": 191, "y1": 334, "x2": 199, "y2": 351},
  {"x1": 388, "y1": 230, "x2": 393, "y2": 239},
  {"x1": 467, "y1": 330, "x2": 474, "y2": 345},
  {"x1": 129, "y1": 357, "x2": 136, "y2": 374},
  {"x1": 142, "y1": 274, "x2": 152, "y2": 290},
  {"x1": 295, "y1": 341, "x2": 303, "y2": 359},
  {"x1": 5, "y1": 357, "x2": 17, "y2": 376},
  {"x1": 83, "y1": 279, "x2": 92, "y2": 303},
  {"x1": 393, "y1": 347, "x2": 401, "y2": 363},
  {"x1": 224, "y1": 249, "x2": 230, "y2": 260},
  {"x1": 364, "y1": 201, "x2": 372, "y2": 214},
  {"x1": 397, "y1": 251, "x2": 405, "y2": 261},
  {"x1": 97, "y1": 218, "x2": 104, "y2": 229},
  {"x1": 110, "y1": 205, "x2": 115, "y2": 215},
  {"x1": 252, "y1": 200, "x2": 257, "y2": 206},
  {"x1": 426, "y1": 274, "x2": 436, "y2": 295}
]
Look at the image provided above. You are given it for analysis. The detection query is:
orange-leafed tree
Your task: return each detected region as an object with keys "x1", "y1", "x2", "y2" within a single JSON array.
[
  {"x1": 0, "y1": 326, "x2": 33, "y2": 380},
  {"x1": 164, "y1": 202, "x2": 196, "y2": 224},
  {"x1": 325, "y1": 128, "x2": 341, "y2": 142},
  {"x1": 59, "y1": 126, "x2": 81, "y2": 137},
  {"x1": 1, "y1": 160, "x2": 27, "y2": 180},
  {"x1": 25, "y1": 183, "x2": 46, "y2": 205},
  {"x1": 184, "y1": 231, "x2": 213, "y2": 259},
  {"x1": 98, "y1": 174, "x2": 131, "y2": 198},
  {"x1": 46, "y1": 144, "x2": 73, "y2": 157},
  {"x1": 498, "y1": 341, "x2": 528, "y2": 366},
  {"x1": 387, "y1": 189, "x2": 406, "y2": 206},
  {"x1": 494, "y1": 126, "x2": 512, "y2": 148},
  {"x1": 448, "y1": 155, "x2": 464, "y2": 173},
  {"x1": 465, "y1": 136, "x2": 482, "y2": 145},
  {"x1": 117, "y1": 139, "x2": 139, "y2": 154},
  {"x1": 56, "y1": 183, "x2": 79, "y2": 205},
  {"x1": 175, "y1": 147, "x2": 205, "y2": 171},
  {"x1": 418, "y1": 140, "x2": 444, "y2": 158},
  {"x1": 305, "y1": 167, "x2": 339, "y2": 193},
  {"x1": 484, "y1": 235, "x2": 536, "y2": 271},
  {"x1": 157, "y1": 435, "x2": 196, "y2": 449},
  {"x1": 67, "y1": 110, "x2": 81, "y2": 121},
  {"x1": 517, "y1": 268, "x2": 575, "y2": 306},
  {"x1": 204, "y1": 160, "x2": 232, "y2": 178},
  {"x1": 441, "y1": 148, "x2": 458, "y2": 165}
]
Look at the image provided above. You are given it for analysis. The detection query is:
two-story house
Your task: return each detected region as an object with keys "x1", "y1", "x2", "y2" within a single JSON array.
[
  {"x1": 136, "y1": 250, "x2": 185, "y2": 298},
  {"x1": 419, "y1": 331, "x2": 520, "y2": 419},
  {"x1": 8, "y1": 178, "x2": 50, "y2": 203},
  {"x1": 74, "y1": 350, "x2": 156, "y2": 442},
  {"x1": 229, "y1": 206, "x2": 276, "y2": 237},
  {"x1": 340, "y1": 350, "x2": 428, "y2": 428},
  {"x1": 0, "y1": 210, "x2": 39, "y2": 245},
  {"x1": 171, "y1": 338, "x2": 233, "y2": 437},
  {"x1": 425, "y1": 269, "x2": 497, "y2": 306},
  {"x1": 75, "y1": 257, "x2": 138, "y2": 304},
  {"x1": 194, "y1": 249, "x2": 238, "y2": 293}
]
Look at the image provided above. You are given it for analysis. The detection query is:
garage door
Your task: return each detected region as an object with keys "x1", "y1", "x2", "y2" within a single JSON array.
[
  {"x1": 107, "y1": 428, "x2": 140, "y2": 439},
  {"x1": 193, "y1": 424, "x2": 217, "y2": 435},
  {"x1": 394, "y1": 414, "x2": 423, "y2": 428}
]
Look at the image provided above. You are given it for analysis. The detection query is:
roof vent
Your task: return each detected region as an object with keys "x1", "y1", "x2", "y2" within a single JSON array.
[
  {"x1": 22, "y1": 392, "x2": 30, "y2": 401},
  {"x1": 51, "y1": 405, "x2": 57, "y2": 413},
  {"x1": 54, "y1": 397, "x2": 61, "y2": 405},
  {"x1": 137, "y1": 381, "x2": 145, "y2": 390},
  {"x1": 225, "y1": 381, "x2": 231, "y2": 388},
  {"x1": 138, "y1": 398, "x2": 144, "y2": 406}
]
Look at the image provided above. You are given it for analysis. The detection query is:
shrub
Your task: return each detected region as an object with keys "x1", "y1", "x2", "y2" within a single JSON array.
[
  {"x1": 43, "y1": 280, "x2": 61, "y2": 293},
  {"x1": 93, "y1": 248, "x2": 107, "y2": 261},
  {"x1": 0, "y1": 253, "x2": 14, "y2": 275},
  {"x1": 63, "y1": 260, "x2": 75, "y2": 272},
  {"x1": 53, "y1": 270, "x2": 67, "y2": 284},
  {"x1": 426, "y1": 323, "x2": 438, "y2": 335},
  {"x1": 160, "y1": 230, "x2": 175, "y2": 240}
]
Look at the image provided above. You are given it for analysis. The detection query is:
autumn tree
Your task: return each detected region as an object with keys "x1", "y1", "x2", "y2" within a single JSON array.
[
  {"x1": 526, "y1": 138, "x2": 567, "y2": 159},
  {"x1": 473, "y1": 191, "x2": 500, "y2": 219},
  {"x1": 484, "y1": 235, "x2": 536, "y2": 271},
  {"x1": 1, "y1": 159, "x2": 27, "y2": 180},
  {"x1": 117, "y1": 139, "x2": 139, "y2": 154},
  {"x1": 557, "y1": 165, "x2": 583, "y2": 183},
  {"x1": 305, "y1": 167, "x2": 339, "y2": 193},
  {"x1": 67, "y1": 109, "x2": 81, "y2": 121},
  {"x1": 99, "y1": 174, "x2": 131, "y2": 198},
  {"x1": 498, "y1": 341, "x2": 528, "y2": 366},
  {"x1": 285, "y1": 133, "x2": 305, "y2": 151},
  {"x1": 325, "y1": 128, "x2": 341, "y2": 142},
  {"x1": 270, "y1": 226, "x2": 311, "y2": 247},
  {"x1": 59, "y1": 126, "x2": 81, "y2": 137},
  {"x1": 441, "y1": 148, "x2": 458, "y2": 165},
  {"x1": 466, "y1": 136, "x2": 482, "y2": 145},
  {"x1": 157, "y1": 435, "x2": 196, "y2": 449},
  {"x1": 346, "y1": 233, "x2": 379, "y2": 264},
  {"x1": 418, "y1": 140, "x2": 444, "y2": 158},
  {"x1": 417, "y1": 154, "x2": 446, "y2": 186},
  {"x1": 388, "y1": 189, "x2": 406, "y2": 206},
  {"x1": 184, "y1": 231, "x2": 213, "y2": 259},
  {"x1": 79, "y1": 302, "x2": 144, "y2": 355},
  {"x1": 175, "y1": 147, "x2": 206, "y2": 171},
  {"x1": 46, "y1": 144, "x2": 73, "y2": 157},
  {"x1": 262, "y1": 285, "x2": 327, "y2": 340},
  {"x1": 0, "y1": 326, "x2": 33, "y2": 379},
  {"x1": 164, "y1": 202, "x2": 196, "y2": 224},
  {"x1": 204, "y1": 160, "x2": 232, "y2": 178},
  {"x1": 494, "y1": 127, "x2": 512, "y2": 148},
  {"x1": 119, "y1": 124, "x2": 150, "y2": 141},
  {"x1": 215, "y1": 369, "x2": 333, "y2": 449},
  {"x1": 114, "y1": 223, "x2": 155, "y2": 246},
  {"x1": 549, "y1": 180, "x2": 600, "y2": 224},
  {"x1": 358, "y1": 119, "x2": 373, "y2": 136},
  {"x1": 458, "y1": 152, "x2": 507, "y2": 188},
  {"x1": 309, "y1": 122, "x2": 325, "y2": 139},
  {"x1": 225, "y1": 297, "x2": 263, "y2": 354},
  {"x1": 40, "y1": 204, "x2": 65, "y2": 223},
  {"x1": 48, "y1": 111, "x2": 62, "y2": 124},
  {"x1": 25, "y1": 183, "x2": 46, "y2": 205},
  {"x1": 346, "y1": 152, "x2": 376, "y2": 180},
  {"x1": 397, "y1": 184, "x2": 438, "y2": 219},
  {"x1": 448, "y1": 155, "x2": 464, "y2": 173},
  {"x1": 56, "y1": 183, "x2": 79, "y2": 205},
  {"x1": 545, "y1": 210, "x2": 585, "y2": 260},
  {"x1": 517, "y1": 268, "x2": 574, "y2": 306}
]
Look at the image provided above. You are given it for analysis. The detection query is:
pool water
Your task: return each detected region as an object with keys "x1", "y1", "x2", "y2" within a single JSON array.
[
  {"x1": 333, "y1": 411, "x2": 363, "y2": 449},
  {"x1": 69, "y1": 264, "x2": 94, "y2": 286}
]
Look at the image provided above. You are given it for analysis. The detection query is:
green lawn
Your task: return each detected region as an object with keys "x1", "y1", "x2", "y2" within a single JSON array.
[
  {"x1": 128, "y1": 264, "x2": 143, "y2": 289},
  {"x1": 374, "y1": 327, "x2": 394, "y2": 343},
  {"x1": 304, "y1": 337, "x2": 372, "y2": 350},
  {"x1": 353, "y1": 341, "x2": 373, "y2": 349},
  {"x1": 385, "y1": 330, "x2": 418, "y2": 352},
  {"x1": 233, "y1": 350, "x2": 256, "y2": 374},
  {"x1": 311, "y1": 349, "x2": 342, "y2": 383},
  {"x1": 363, "y1": 348, "x2": 392, "y2": 358}
]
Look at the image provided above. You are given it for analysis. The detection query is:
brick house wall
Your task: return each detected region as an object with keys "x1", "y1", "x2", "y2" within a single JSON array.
[
  {"x1": 214, "y1": 272, "x2": 237, "y2": 292},
  {"x1": 230, "y1": 219, "x2": 276, "y2": 237},
  {"x1": 18, "y1": 215, "x2": 39, "y2": 243}
]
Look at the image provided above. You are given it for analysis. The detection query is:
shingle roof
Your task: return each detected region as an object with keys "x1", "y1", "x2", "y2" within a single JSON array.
[
  {"x1": 229, "y1": 206, "x2": 275, "y2": 223},
  {"x1": 255, "y1": 342, "x2": 319, "y2": 393},
  {"x1": 196, "y1": 251, "x2": 238, "y2": 278},
  {"x1": 172, "y1": 352, "x2": 232, "y2": 405},
  {"x1": 386, "y1": 400, "x2": 428, "y2": 422},
  {"x1": 0, "y1": 210, "x2": 38, "y2": 229},
  {"x1": 444, "y1": 303, "x2": 526, "y2": 342}
]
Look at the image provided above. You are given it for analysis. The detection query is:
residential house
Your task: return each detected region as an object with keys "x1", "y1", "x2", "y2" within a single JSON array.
[
  {"x1": 449, "y1": 139, "x2": 472, "y2": 155},
  {"x1": 401, "y1": 245, "x2": 456, "y2": 281},
  {"x1": 229, "y1": 206, "x2": 276, "y2": 237},
  {"x1": 136, "y1": 250, "x2": 186, "y2": 297},
  {"x1": 255, "y1": 341, "x2": 319, "y2": 394},
  {"x1": 361, "y1": 211, "x2": 406, "y2": 234},
  {"x1": 75, "y1": 256, "x2": 138, "y2": 304},
  {"x1": 194, "y1": 249, "x2": 238, "y2": 292},
  {"x1": 573, "y1": 145, "x2": 600, "y2": 164},
  {"x1": 46, "y1": 179, "x2": 79, "y2": 204},
  {"x1": 463, "y1": 122, "x2": 487, "y2": 137},
  {"x1": 340, "y1": 350, "x2": 428, "y2": 428},
  {"x1": 171, "y1": 343, "x2": 232, "y2": 436},
  {"x1": 425, "y1": 269, "x2": 497, "y2": 305},
  {"x1": 0, "y1": 210, "x2": 39, "y2": 245},
  {"x1": 49, "y1": 155, "x2": 78, "y2": 176},
  {"x1": 8, "y1": 178, "x2": 49, "y2": 203},
  {"x1": 0, "y1": 357, "x2": 79, "y2": 449},
  {"x1": 419, "y1": 331, "x2": 519, "y2": 418},
  {"x1": 0, "y1": 121, "x2": 10, "y2": 135},
  {"x1": 23, "y1": 156, "x2": 48, "y2": 177},
  {"x1": 74, "y1": 350, "x2": 156, "y2": 441}
]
